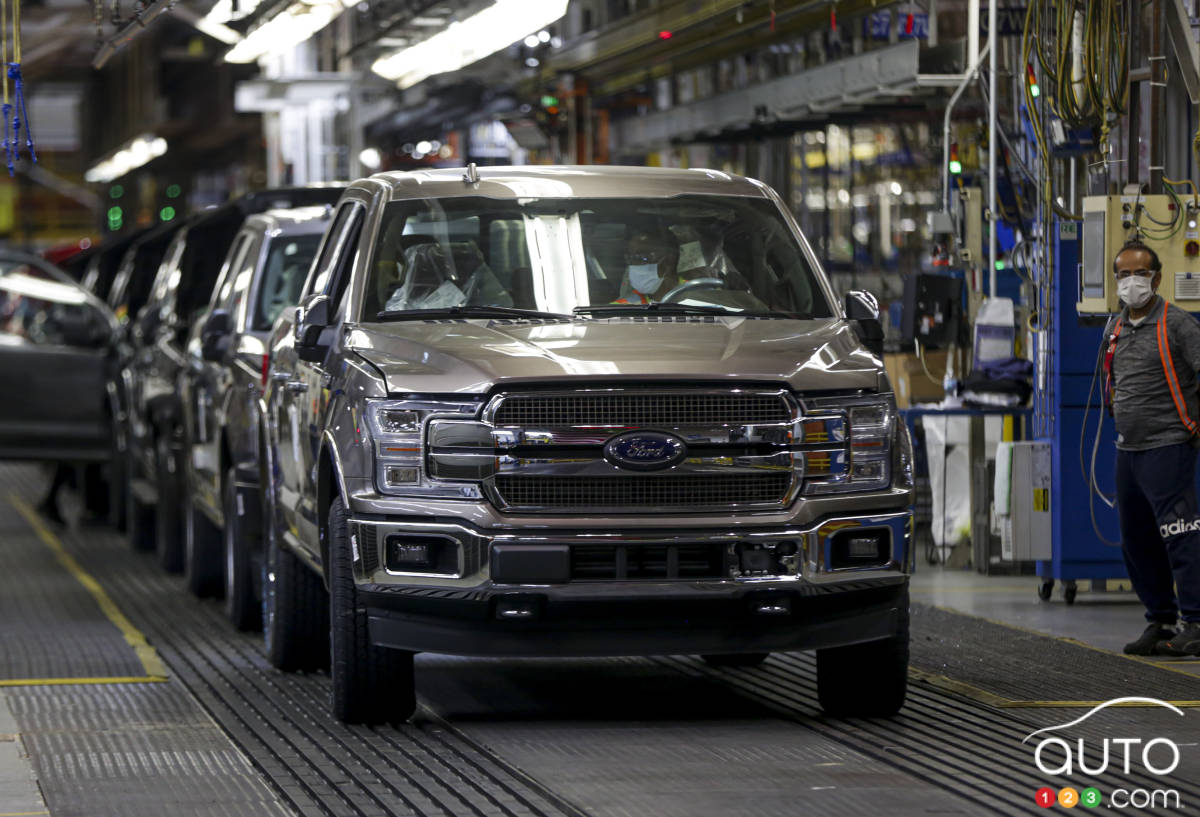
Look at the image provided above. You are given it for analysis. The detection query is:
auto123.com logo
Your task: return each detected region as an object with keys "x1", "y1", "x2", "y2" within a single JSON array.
[{"x1": 1023, "y1": 698, "x2": 1186, "y2": 810}]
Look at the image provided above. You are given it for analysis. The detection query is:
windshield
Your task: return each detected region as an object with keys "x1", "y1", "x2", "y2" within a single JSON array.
[
  {"x1": 252, "y1": 233, "x2": 323, "y2": 330},
  {"x1": 362, "y1": 195, "x2": 832, "y2": 319}
]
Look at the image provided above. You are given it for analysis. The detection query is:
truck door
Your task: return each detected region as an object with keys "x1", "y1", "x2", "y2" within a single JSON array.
[{"x1": 277, "y1": 202, "x2": 363, "y2": 556}]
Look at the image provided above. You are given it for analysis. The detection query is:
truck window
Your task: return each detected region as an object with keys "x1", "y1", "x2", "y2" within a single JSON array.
[{"x1": 364, "y1": 195, "x2": 831, "y2": 319}]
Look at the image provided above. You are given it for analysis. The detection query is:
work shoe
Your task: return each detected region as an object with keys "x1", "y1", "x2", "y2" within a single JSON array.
[
  {"x1": 1123, "y1": 623, "x2": 1178, "y2": 656},
  {"x1": 1158, "y1": 622, "x2": 1200, "y2": 657}
]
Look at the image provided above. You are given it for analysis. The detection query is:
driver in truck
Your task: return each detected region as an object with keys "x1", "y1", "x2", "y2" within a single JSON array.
[{"x1": 613, "y1": 221, "x2": 682, "y2": 304}]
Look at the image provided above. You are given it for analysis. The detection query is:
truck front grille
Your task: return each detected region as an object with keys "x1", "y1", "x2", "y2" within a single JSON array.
[
  {"x1": 493, "y1": 474, "x2": 792, "y2": 510},
  {"x1": 570, "y1": 543, "x2": 728, "y2": 580},
  {"x1": 492, "y1": 392, "x2": 791, "y2": 427}
]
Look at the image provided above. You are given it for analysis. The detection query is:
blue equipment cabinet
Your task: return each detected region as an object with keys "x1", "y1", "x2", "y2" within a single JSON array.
[{"x1": 1037, "y1": 223, "x2": 1125, "y2": 604}]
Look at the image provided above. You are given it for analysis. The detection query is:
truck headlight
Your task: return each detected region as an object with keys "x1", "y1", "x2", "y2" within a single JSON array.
[
  {"x1": 801, "y1": 395, "x2": 895, "y2": 495},
  {"x1": 365, "y1": 398, "x2": 480, "y2": 496}
]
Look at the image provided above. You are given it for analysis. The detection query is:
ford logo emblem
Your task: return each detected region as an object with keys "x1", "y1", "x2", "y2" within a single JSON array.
[{"x1": 603, "y1": 431, "x2": 688, "y2": 472}]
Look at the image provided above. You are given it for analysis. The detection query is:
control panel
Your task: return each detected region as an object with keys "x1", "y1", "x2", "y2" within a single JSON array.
[{"x1": 1078, "y1": 194, "x2": 1200, "y2": 315}]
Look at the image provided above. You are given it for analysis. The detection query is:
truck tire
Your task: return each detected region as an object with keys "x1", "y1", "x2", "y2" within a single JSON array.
[
  {"x1": 701, "y1": 653, "x2": 769, "y2": 668},
  {"x1": 155, "y1": 435, "x2": 185, "y2": 573},
  {"x1": 262, "y1": 522, "x2": 328, "y2": 672},
  {"x1": 125, "y1": 449, "x2": 154, "y2": 551},
  {"x1": 816, "y1": 593, "x2": 909, "y2": 718},
  {"x1": 109, "y1": 428, "x2": 128, "y2": 532},
  {"x1": 224, "y1": 467, "x2": 261, "y2": 631},
  {"x1": 183, "y1": 480, "x2": 223, "y2": 598},
  {"x1": 328, "y1": 495, "x2": 415, "y2": 724}
]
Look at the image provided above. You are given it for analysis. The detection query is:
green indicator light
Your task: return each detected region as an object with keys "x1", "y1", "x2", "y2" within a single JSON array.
[
  {"x1": 1030, "y1": 83, "x2": 1040, "y2": 98},
  {"x1": 109, "y1": 185, "x2": 124, "y2": 199},
  {"x1": 159, "y1": 206, "x2": 176, "y2": 222},
  {"x1": 107, "y1": 205, "x2": 122, "y2": 219},
  {"x1": 995, "y1": 260, "x2": 1006, "y2": 270},
  {"x1": 949, "y1": 160, "x2": 962, "y2": 174},
  {"x1": 540, "y1": 95, "x2": 559, "y2": 108},
  {"x1": 165, "y1": 184, "x2": 181, "y2": 199}
]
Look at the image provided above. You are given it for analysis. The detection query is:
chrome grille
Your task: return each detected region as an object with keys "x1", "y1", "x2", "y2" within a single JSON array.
[
  {"x1": 494, "y1": 474, "x2": 792, "y2": 510},
  {"x1": 492, "y1": 392, "x2": 791, "y2": 427},
  {"x1": 571, "y1": 543, "x2": 727, "y2": 580}
]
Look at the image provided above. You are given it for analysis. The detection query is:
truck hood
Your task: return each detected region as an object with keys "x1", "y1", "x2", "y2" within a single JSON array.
[{"x1": 346, "y1": 316, "x2": 882, "y2": 395}]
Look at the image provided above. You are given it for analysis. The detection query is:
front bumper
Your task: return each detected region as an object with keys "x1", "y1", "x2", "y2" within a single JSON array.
[{"x1": 350, "y1": 509, "x2": 912, "y2": 657}]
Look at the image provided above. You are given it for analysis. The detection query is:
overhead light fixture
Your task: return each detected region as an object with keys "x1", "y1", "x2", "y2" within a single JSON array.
[
  {"x1": 224, "y1": 0, "x2": 353, "y2": 63},
  {"x1": 85, "y1": 134, "x2": 168, "y2": 183},
  {"x1": 372, "y1": 0, "x2": 568, "y2": 90},
  {"x1": 359, "y1": 147, "x2": 382, "y2": 169},
  {"x1": 193, "y1": 16, "x2": 242, "y2": 44}
]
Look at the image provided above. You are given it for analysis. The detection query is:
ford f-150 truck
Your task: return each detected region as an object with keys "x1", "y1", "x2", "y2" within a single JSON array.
[{"x1": 261, "y1": 165, "x2": 914, "y2": 724}]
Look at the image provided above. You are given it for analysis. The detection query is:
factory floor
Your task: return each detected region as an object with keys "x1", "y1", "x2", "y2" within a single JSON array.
[{"x1": 3, "y1": 462, "x2": 1200, "y2": 817}]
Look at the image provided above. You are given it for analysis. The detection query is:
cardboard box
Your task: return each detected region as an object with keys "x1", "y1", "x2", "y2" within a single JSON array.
[{"x1": 884, "y1": 350, "x2": 948, "y2": 408}]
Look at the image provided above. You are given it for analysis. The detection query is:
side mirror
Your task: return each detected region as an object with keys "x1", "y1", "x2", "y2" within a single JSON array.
[
  {"x1": 200, "y1": 309, "x2": 234, "y2": 362},
  {"x1": 295, "y1": 294, "x2": 332, "y2": 363},
  {"x1": 56, "y1": 306, "x2": 110, "y2": 347},
  {"x1": 845, "y1": 290, "x2": 884, "y2": 356},
  {"x1": 138, "y1": 306, "x2": 162, "y2": 338}
]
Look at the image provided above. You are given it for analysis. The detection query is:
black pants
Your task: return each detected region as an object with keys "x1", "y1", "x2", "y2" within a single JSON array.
[{"x1": 1116, "y1": 443, "x2": 1200, "y2": 624}]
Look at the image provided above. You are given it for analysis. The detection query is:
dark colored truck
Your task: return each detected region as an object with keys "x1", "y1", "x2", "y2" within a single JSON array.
[{"x1": 181, "y1": 206, "x2": 332, "y2": 627}]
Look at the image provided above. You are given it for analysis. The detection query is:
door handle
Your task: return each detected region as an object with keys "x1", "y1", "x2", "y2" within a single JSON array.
[{"x1": 285, "y1": 380, "x2": 308, "y2": 393}]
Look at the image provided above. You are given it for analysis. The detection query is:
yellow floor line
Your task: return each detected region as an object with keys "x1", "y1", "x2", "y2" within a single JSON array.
[
  {"x1": 8, "y1": 495, "x2": 168, "y2": 684},
  {"x1": 0, "y1": 677, "x2": 166, "y2": 688},
  {"x1": 0, "y1": 811, "x2": 51, "y2": 816}
]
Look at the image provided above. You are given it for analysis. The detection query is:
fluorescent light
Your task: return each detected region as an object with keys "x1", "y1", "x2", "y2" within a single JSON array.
[
  {"x1": 85, "y1": 134, "x2": 168, "y2": 183},
  {"x1": 194, "y1": 16, "x2": 242, "y2": 44},
  {"x1": 224, "y1": 0, "x2": 352, "y2": 63},
  {"x1": 372, "y1": 0, "x2": 568, "y2": 90}
]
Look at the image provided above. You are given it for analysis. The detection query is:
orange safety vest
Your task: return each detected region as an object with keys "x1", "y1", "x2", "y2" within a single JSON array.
[
  {"x1": 1103, "y1": 302, "x2": 1200, "y2": 435},
  {"x1": 612, "y1": 292, "x2": 652, "y2": 305}
]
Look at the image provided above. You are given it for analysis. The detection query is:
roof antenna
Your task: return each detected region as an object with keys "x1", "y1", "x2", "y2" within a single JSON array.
[{"x1": 462, "y1": 162, "x2": 480, "y2": 184}]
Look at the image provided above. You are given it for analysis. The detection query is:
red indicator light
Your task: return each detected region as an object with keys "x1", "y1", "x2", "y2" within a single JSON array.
[{"x1": 658, "y1": 30, "x2": 672, "y2": 39}]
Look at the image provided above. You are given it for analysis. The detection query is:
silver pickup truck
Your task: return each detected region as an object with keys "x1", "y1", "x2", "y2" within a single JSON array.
[{"x1": 261, "y1": 165, "x2": 914, "y2": 724}]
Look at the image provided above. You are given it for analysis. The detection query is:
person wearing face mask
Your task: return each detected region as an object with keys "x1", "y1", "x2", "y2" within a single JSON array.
[
  {"x1": 1104, "y1": 239, "x2": 1200, "y2": 656},
  {"x1": 612, "y1": 224, "x2": 680, "y2": 304}
]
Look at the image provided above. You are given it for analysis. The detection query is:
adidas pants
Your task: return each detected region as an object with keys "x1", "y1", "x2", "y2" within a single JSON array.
[{"x1": 1116, "y1": 442, "x2": 1200, "y2": 624}]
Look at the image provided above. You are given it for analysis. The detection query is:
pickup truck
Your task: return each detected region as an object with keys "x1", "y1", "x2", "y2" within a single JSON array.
[
  {"x1": 124, "y1": 188, "x2": 342, "y2": 584},
  {"x1": 262, "y1": 165, "x2": 914, "y2": 724},
  {"x1": 181, "y1": 206, "x2": 333, "y2": 628}
]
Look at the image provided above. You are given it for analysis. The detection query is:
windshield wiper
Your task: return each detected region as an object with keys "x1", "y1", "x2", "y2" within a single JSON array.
[
  {"x1": 376, "y1": 305, "x2": 572, "y2": 321},
  {"x1": 573, "y1": 303, "x2": 740, "y2": 316}
]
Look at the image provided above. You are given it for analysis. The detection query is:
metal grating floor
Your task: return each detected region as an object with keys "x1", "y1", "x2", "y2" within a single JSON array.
[
  {"x1": 908, "y1": 603, "x2": 1200, "y2": 703},
  {"x1": 5, "y1": 462, "x2": 1200, "y2": 816}
]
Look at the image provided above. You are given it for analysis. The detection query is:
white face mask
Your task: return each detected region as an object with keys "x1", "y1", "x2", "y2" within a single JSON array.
[
  {"x1": 628, "y1": 263, "x2": 662, "y2": 295},
  {"x1": 1117, "y1": 275, "x2": 1154, "y2": 309}
]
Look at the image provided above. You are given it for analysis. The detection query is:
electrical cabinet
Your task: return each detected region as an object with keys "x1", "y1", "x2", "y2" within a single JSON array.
[
  {"x1": 1078, "y1": 194, "x2": 1200, "y2": 315},
  {"x1": 1001, "y1": 441, "x2": 1052, "y2": 562}
]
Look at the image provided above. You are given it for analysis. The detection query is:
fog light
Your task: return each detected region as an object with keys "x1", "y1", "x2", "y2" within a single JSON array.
[
  {"x1": 829, "y1": 529, "x2": 889, "y2": 569},
  {"x1": 846, "y1": 536, "x2": 880, "y2": 559},
  {"x1": 385, "y1": 534, "x2": 458, "y2": 574},
  {"x1": 851, "y1": 460, "x2": 885, "y2": 481},
  {"x1": 385, "y1": 466, "x2": 418, "y2": 486}
]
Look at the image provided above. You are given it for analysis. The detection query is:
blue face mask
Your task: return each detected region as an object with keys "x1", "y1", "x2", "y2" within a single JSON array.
[{"x1": 628, "y1": 263, "x2": 662, "y2": 295}]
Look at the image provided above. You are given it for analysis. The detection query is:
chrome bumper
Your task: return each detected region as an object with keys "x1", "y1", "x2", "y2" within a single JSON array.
[{"x1": 348, "y1": 509, "x2": 912, "y2": 593}]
